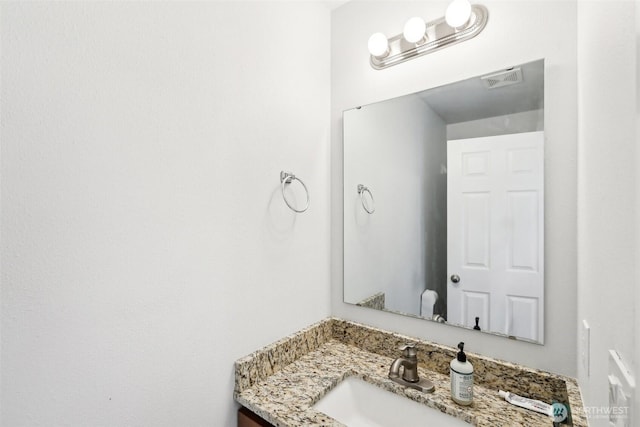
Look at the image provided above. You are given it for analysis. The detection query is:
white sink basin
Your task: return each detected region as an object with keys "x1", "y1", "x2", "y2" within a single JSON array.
[{"x1": 313, "y1": 377, "x2": 470, "y2": 427}]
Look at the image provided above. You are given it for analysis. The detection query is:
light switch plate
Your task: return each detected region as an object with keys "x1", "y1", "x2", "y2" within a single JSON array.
[
  {"x1": 608, "y1": 374, "x2": 622, "y2": 424},
  {"x1": 608, "y1": 350, "x2": 635, "y2": 427},
  {"x1": 581, "y1": 320, "x2": 590, "y2": 376}
]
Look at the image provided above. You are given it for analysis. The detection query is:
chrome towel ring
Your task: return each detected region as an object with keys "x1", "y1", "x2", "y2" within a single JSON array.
[
  {"x1": 357, "y1": 184, "x2": 375, "y2": 214},
  {"x1": 280, "y1": 171, "x2": 309, "y2": 213}
]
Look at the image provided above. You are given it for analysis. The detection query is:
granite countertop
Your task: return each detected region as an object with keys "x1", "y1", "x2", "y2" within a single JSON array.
[{"x1": 234, "y1": 318, "x2": 587, "y2": 427}]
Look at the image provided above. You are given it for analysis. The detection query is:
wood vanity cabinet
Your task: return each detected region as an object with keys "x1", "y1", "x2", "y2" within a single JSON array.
[{"x1": 237, "y1": 407, "x2": 274, "y2": 427}]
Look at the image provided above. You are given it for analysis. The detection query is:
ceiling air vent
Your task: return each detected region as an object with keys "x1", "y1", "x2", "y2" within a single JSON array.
[{"x1": 480, "y1": 67, "x2": 523, "y2": 89}]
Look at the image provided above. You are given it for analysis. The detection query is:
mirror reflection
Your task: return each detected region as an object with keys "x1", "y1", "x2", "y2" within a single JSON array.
[{"x1": 343, "y1": 59, "x2": 545, "y2": 343}]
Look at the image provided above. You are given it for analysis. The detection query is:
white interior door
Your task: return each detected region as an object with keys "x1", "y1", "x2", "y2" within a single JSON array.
[{"x1": 447, "y1": 131, "x2": 544, "y2": 342}]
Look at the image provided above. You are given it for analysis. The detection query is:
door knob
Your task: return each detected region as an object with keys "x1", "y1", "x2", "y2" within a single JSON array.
[{"x1": 450, "y1": 274, "x2": 460, "y2": 283}]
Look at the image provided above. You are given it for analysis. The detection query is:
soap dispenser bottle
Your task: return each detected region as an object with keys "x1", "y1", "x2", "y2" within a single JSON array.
[{"x1": 450, "y1": 342, "x2": 474, "y2": 406}]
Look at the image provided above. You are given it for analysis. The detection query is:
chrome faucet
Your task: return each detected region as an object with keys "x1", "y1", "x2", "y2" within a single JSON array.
[{"x1": 388, "y1": 343, "x2": 435, "y2": 393}]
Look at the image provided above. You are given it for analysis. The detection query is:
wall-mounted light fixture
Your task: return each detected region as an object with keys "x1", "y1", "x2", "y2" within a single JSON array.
[{"x1": 368, "y1": 0, "x2": 488, "y2": 70}]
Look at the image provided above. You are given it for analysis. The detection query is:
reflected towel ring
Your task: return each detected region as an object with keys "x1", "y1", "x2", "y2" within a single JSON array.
[
  {"x1": 280, "y1": 171, "x2": 309, "y2": 213},
  {"x1": 357, "y1": 184, "x2": 375, "y2": 214}
]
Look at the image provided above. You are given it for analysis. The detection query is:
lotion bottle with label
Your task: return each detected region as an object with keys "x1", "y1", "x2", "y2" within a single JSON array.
[{"x1": 450, "y1": 342, "x2": 474, "y2": 405}]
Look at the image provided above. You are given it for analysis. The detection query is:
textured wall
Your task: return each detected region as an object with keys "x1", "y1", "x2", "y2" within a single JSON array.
[
  {"x1": 1, "y1": 2, "x2": 331, "y2": 425},
  {"x1": 577, "y1": 2, "x2": 637, "y2": 426}
]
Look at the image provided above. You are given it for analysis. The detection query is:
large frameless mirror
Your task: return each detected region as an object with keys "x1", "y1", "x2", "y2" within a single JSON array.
[{"x1": 343, "y1": 59, "x2": 545, "y2": 343}]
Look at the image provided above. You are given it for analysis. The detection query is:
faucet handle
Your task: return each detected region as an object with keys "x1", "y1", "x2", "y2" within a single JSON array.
[{"x1": 399, "y1": 343, "x2": 417, "y2": 358}]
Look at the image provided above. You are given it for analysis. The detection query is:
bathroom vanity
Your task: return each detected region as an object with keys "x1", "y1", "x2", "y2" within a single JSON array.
[
  {"x1": 234, "y1": 318, "x2": 587, "y2": 426},
  {"x1": 237, "y1": 407, "x2": 272, "y2": 427}
]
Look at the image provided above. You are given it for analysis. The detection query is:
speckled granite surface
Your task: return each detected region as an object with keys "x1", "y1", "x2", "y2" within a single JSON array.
[
  {"x1": 355, "y1": 292, "x2": 385, "y2": 310},
  {"x1": 235, "y1": 319, "x2": 333, "y2": 396},
  {"x1": 235, "y1": 318, "x2": 588, "y2": 427}
]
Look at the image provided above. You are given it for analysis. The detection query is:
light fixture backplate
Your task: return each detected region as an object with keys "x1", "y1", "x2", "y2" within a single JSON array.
[{"x1": 370, "y1": 4, "x2": 488, "y2": 70}]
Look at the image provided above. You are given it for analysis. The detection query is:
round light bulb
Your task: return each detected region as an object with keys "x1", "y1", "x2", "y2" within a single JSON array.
[
  {"x1": 367, "y1": 32, "x2": 389, "y2": 58},
  {"x1": 403, "y1": 17, "x2": 427, "y2": 44},
  {"x1": 445, "y1": 0, "x2": 472, "y2": 29}
]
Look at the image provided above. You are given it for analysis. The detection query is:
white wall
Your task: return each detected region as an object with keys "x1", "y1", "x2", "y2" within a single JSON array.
[
  {"x1": 331, "y1": 0, "x2": 578, "y2": 375},
  {"x1": 577, "y1": 1, "x2": 637, "y2": 426},
  {"x1": 636, "y1": 2, "x2": 640, "y2": 423},
  {"x1": 0, "y1": 2, "x2": 331, "y2": 426},
  {"x1": 343, "y1": 95, "x2": 446, "y2": 315},
  {"x1": 447, "y1": 109, "x2": 543, "y2": 140}
]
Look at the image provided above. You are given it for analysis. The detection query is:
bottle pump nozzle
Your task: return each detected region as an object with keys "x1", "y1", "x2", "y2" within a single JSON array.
[{"x1": 457, "y1": 342, "x2": 467, "y2": 362}]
